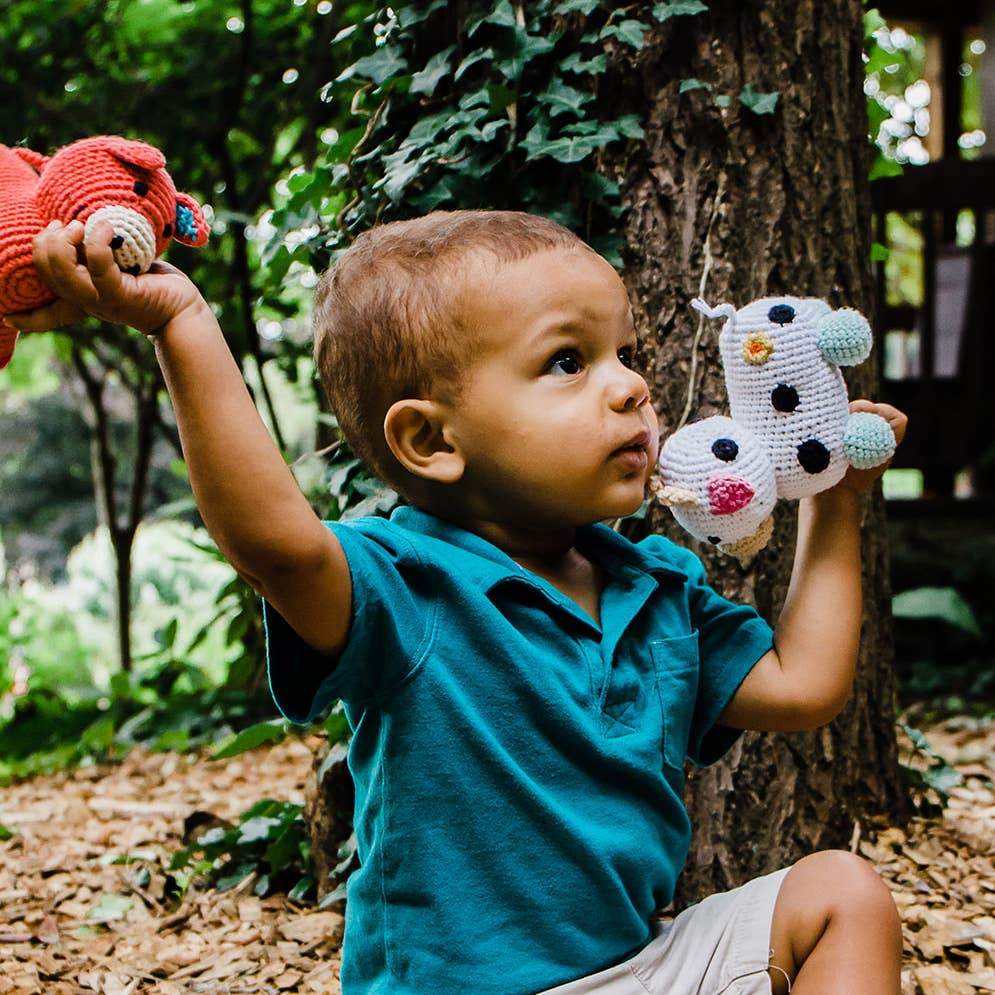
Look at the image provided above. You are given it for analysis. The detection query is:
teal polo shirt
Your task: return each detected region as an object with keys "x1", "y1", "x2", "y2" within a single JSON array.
[{"x1": 261, "y1": 504, "x2": 775, "y2": 995}]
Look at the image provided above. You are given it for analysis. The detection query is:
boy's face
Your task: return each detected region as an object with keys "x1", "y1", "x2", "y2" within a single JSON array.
[{"x1": 433, "y1": 247, "x2": 659, "y2": 527}]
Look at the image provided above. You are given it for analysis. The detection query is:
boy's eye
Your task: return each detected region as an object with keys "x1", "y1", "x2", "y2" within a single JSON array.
[
  {"x1": 546, "y1": 344, "x2": 638, "y2": 376},
  {"x1": 548, "y1": 349, "x2": 582, "y2": 375}
]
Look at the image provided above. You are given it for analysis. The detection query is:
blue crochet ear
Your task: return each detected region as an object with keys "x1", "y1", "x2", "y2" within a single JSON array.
[
  {"x1": 174, "y1": 202, "x2": 198, "y2": 241},
  {"x1": 815, "y1": 307, "x2": 873, "y2": 367}
]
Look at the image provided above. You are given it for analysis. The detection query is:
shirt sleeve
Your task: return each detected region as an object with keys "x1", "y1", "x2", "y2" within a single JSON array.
[
  {"x1": 643, "y1": 535, "x2": 776, "y2": 767},
  {"x1": 261, "y1": 517, "x2": 438, "y2": 724}
]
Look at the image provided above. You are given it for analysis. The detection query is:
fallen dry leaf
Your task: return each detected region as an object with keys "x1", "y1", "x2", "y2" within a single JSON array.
[{"x1": 0, "y1": 716, "x2": 991, "y2": 993}]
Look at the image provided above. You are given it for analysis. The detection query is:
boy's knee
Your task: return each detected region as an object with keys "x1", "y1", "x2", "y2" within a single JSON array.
[{"x1": 796, "y1": 849, "x2": 899, "y2": 923}]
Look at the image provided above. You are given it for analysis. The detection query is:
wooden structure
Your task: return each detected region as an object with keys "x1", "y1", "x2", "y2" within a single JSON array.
[{"x1": 872, "y1": 1, "x2": 995, "y2": 503}]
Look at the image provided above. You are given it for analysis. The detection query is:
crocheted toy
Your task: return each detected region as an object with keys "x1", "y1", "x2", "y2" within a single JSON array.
[
  {"x1": 650, "y1": 296, "x2": 897, "y2": 562},
  {"x1": 0, "y1": 135, "x2": 209, "y2": 370}
]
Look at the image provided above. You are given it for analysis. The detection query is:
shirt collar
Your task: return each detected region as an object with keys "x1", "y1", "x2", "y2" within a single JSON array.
[{"x1": 388, "y1": 504, "x2": 688, "y2": 593}]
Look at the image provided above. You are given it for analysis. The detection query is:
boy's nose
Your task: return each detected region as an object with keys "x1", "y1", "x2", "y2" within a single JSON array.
[{"x1": 610, "y1": 368, "x2": 650, "y2": 411}]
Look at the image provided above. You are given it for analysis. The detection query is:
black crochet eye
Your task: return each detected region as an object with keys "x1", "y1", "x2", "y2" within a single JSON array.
[
  {"x1": 163, "y1": 223, "x2": 173, "y2": 238},
  {"x1": 133, "y1": 180, "x2": 149, "y2": 196},
  {"x1": 711, "y1": 437, "x2": 739, "y2": 462},
  {"x1": 707, "y1": 535, "x2": 721, "y2": 545},
  {"x1": 771, "y1": 383, "x2": 800, "y2": 412},
  {"x1": 768, "y1": 304, "x2": 795, "y2": 325}
]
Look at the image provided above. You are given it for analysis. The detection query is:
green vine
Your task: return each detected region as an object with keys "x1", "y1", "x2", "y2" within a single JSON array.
[{"x1": 262, "y1": 0, "x2": 760, "y2": 274}]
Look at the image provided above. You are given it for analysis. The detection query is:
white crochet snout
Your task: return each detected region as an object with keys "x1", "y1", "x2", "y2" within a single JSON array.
[
  {"x1": 84, "y1": 205, "x2": 157, "y2": 275},
  {"x1": 656, "y1": 415, "x2": 778, "y2": 547}
]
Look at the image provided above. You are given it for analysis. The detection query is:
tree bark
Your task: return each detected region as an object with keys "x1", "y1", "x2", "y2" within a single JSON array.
[{"x1": 601, "y1": 0, "x2": 911, "y2": 905}]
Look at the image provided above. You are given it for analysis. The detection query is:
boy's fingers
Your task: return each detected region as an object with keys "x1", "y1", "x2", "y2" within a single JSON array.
[
  {"x1": 83, "y1": 220, "x2": 124, "y2": 297},
  {"x1": 34, "y1": 221, "x2": 99, "y2": 305}
]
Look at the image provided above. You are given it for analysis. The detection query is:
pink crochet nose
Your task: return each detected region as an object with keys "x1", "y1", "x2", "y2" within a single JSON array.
[{"x1": 708, "y1": 475, "x2": 755, "y2": 515}]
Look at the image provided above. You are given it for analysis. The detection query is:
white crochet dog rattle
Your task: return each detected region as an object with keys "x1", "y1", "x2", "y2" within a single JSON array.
[{"x1": 650, "y1": 296, "x2": 897, "y2": 562}]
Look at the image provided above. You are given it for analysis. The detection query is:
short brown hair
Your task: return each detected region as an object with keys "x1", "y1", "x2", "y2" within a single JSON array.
[{"x1": 312, "y1": 209, "x2": 597, "y2": 499}]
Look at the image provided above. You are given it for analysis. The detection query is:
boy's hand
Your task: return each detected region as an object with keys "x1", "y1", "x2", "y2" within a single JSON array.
[
  {"x1": 834, "y1": 399, "x2": 909, "y2": 496},
  {"x1": 1, "y1": 219, "x2": 208, "y2": 339}
]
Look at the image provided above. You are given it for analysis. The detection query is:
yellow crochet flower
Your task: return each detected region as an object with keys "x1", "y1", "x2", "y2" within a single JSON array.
[{"x1": 742, "y1": 331, "x2": 774, "y2": 365}]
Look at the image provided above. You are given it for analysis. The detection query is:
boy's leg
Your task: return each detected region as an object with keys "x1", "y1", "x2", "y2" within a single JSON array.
[{"x1": 767, "y1": 850, "x2": 902, "y2": 995}]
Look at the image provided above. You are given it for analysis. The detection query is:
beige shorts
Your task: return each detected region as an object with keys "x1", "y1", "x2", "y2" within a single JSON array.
[{"x1": 540, "y1": 867, "x2": 793, "y2": 995}]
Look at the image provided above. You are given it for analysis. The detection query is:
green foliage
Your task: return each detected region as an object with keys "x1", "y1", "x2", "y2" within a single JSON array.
[
  {"x1": 738, "y1": 83, "x2": 778, "y2": 116},
  {"x1": 898, "y1": 721, "x2": 964, "y2": 814},
  {"x1": 168, "y1": 799, "x2": 313, "y2": 901},
  {"x1": 263, "y1": 0, "x2": 714, "y2": 272},
  {"x1": 863, "y1": 8, "x2": 918, "y2": 179},
  {"x1": 211, "y1": 718, "x2": 290, "y2": 760},
  {"x1": 0, "y1": 670, "x2": 276, "y2": 785},
  {"x1": 893, "y1": 586, "x2": 984, "y2": 639},
  {"x1": 891, "y1": 531, "x2": 995, "y2": 719}
]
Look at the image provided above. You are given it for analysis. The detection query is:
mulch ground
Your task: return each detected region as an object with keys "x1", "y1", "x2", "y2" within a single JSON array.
[{"x1": 0, "y1": 718, "x2": 992, "y2": 994}]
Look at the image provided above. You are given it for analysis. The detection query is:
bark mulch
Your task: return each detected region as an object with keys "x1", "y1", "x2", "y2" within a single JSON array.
[{"x1": 0, "y1": 718, "x2": 992, "y2": 994}]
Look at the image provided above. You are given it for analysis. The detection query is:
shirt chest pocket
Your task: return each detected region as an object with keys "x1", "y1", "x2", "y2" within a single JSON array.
[{"x1": 651, "y1": 633, "x2": 700, "y2": 771}]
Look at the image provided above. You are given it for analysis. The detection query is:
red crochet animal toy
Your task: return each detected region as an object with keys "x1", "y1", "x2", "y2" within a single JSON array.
[{"x1": 0, "y1": 135, "x2": 209, "y2": 369}]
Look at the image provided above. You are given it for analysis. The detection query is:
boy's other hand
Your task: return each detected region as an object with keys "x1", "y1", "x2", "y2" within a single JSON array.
[
  {"x1": 834, "y1": 399, "x2": 908, "y2": 496},
  {"x1": 1, "y1": 219, "x2": 208, "y2": 339}
]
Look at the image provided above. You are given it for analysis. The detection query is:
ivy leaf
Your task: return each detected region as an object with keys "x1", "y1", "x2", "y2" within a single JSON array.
[
  {"x1": 653, "y1": 1, "x2": 708, "y2": 21},
  {"x1": 614, "y1": 114, "x2": 645, "y2": 139},
  {"x1": 582, "y1": 170, "x2": 621, "y2": 208},
  {"x1": 715, "y1": 94, "x2": 731, "y2": 107},
  {"x1": 455, "y1": 47, "x2": 493, "y2": 81},
  {"x1": 555, "y1": 0, "x2": 600, "y2": 13},
  {"x1": 413, "y1": 176, "x2": 459, "y2": 212},
  {"x1": 459, "y1": 89, "x2": 490, "y2": 111},
  {"x1": 600, "y1": 19, "x2": 646, "y2": 49},
  {"x1": 378, "y1": 153, "x2": 426, "y2": 203},
  {"x1": 410, "y1": 45, "x2": 456, "y2": 97},
  {"x1": 397, "y1": 0, "x2": 447, "y2": 29},
  {"x1": 407, "y1": 109, "x2": 454, "y2": 145},
  {"x1": 521, "y1": 123, "x2": 597, "y2": 163},
  {"x1": 467, "y1": 0, "x2": 517, "y2": 36},
  {"x1": 496, "y1": 26, "x2": 556, "y2": 82},
  {"x1": 679, "y1": 77, "x2": 711, "y2": 93},
  {"x1": 538, "y1": 77, "x2": 595, "y2": 118},
  {"x1": 739, "y1": 83, "x2": 779, "y2": 115},
  {"x1": 560, "y1": 51, "x2": 608, "y2": 75},
  {"x1": 337, "y1": 46, "x2": 408, "y2": 85},
  {"x1": 870, "y1": 242, "x2": 890, "y2": 262}
]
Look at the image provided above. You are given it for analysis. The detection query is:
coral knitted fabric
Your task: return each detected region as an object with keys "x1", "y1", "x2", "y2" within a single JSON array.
[{"x1": 0, "y1": 135, "x2": 210, "y2": 370}]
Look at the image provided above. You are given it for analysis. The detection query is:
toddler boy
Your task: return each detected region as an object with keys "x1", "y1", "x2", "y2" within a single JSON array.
[{"x1": 8, "y1": 209, "x2": 907, "y2": 994}]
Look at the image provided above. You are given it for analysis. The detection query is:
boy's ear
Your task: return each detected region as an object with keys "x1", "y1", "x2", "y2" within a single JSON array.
[{"x1": 384, "y1": 399, "x2": 465, "y2": 484}]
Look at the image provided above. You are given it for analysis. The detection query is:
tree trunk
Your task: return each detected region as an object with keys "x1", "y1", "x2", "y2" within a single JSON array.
[{"x1": 602, "y1": 0, "x2": 911, "y2": 905}]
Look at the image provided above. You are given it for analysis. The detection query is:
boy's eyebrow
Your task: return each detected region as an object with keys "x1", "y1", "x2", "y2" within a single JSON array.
[{"x1": 527, "y1": 313, "x2": 636, "y2": 348}]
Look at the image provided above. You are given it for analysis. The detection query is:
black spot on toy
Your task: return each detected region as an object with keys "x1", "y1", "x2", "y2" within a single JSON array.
[
  {"x1": 771, "y1": 383, "x2": 800, "y2": 412},
  {"x1": 768, "y1": 304, "x2": 795, "y2": 325},
  {"x1": 797, "y1": 438, "x2": 831, "y2": 474}
]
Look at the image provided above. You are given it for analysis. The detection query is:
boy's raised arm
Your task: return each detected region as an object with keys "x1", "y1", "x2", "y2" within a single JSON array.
[
  {"x1": 5, "y1": 219, "x2": 352, "y2": 659},
  {"x1": 153, "y1": 305, "x2": 352, "y2": 657}
]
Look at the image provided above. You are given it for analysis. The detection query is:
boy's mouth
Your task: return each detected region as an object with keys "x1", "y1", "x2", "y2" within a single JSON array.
[
  {"x1": 610, "y1": 447, "x2": 649, "y2": 472},
  {"x1": 610, "y1": 427, "x2": 651, "y2": 458}
]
